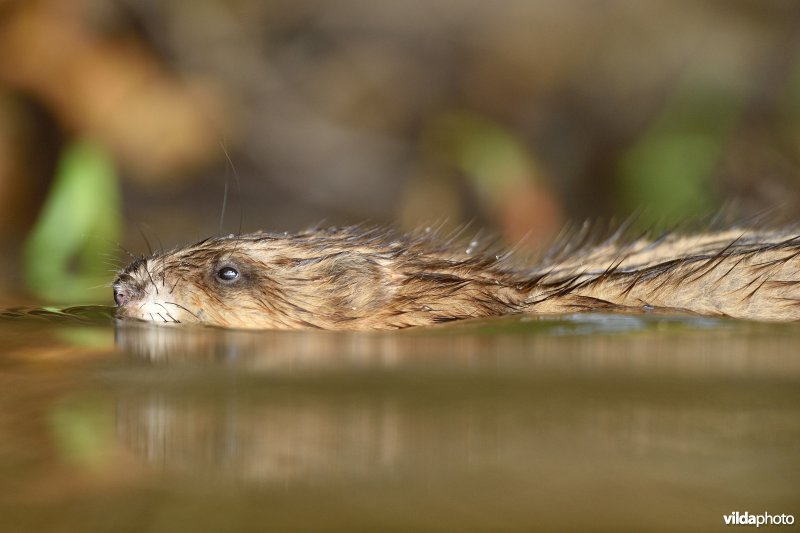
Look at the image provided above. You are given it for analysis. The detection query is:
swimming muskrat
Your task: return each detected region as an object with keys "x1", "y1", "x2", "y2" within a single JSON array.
[{"x1": 112, "y1": 225, "x2": 800, "y2": 330}]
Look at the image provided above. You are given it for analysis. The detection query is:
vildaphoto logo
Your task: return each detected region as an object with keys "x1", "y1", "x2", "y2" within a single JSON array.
[{"x1": 723, "y1": 511, "x2": 795, "y2": 527}]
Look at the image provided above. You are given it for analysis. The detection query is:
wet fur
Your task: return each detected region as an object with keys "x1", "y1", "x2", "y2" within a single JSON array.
[{"x1": 113, "y1": 225, "x2": 800, "y2": 330}]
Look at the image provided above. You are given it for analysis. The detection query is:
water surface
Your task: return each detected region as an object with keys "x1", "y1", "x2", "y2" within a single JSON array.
[{"x1": 0, "y1": 308, "x2": 798, "y2": 531}]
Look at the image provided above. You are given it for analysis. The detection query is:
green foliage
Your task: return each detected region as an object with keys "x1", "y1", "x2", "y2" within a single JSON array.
[
  {"x1": 427, "y1": 112, "x2": 535, "y2": 193},
  {"x1": 23, "y1": 140, "x2": 121, "y2": 303},
  {"x1": 617, "y1": 85, "x2": 743, "y2": 227}
]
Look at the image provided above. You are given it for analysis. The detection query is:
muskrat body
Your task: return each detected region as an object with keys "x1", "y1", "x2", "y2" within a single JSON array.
[{"x1": 113, "y1": 225, "x2": 800, "y2": 330}]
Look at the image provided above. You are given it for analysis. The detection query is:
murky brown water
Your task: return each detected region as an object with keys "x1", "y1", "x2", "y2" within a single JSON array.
[{"x1": 0, "y1": 308, "x2": 798, "y2": 531}]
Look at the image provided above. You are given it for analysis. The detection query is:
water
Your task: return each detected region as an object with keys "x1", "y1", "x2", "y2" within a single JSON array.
[{"x1": 0, "y1": 308, "x2": 798, "y2": 531}]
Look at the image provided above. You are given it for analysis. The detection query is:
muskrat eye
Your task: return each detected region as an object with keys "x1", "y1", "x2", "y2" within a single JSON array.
[{"x1": 217, "y1": 266, "x2": 239, "y2": 282}]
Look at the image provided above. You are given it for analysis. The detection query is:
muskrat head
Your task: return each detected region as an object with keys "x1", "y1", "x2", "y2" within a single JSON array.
[
  {"x1": 112, "y1": 231, "x2": 407, "y2": 330},
  {"x1": 113, "y1": 236, "x2": 281, "y2": 328}
]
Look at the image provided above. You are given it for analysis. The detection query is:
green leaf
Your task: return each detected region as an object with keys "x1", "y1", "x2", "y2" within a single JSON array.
[
  {"x1": 23, "y1": 139, "x2": 121, "y2": 303},
  {"x1": 617, "y1": 85, "x2": 743, "y2": 227}
]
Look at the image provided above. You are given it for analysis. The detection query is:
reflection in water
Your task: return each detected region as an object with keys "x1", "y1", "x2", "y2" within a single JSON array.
[
  {"x1": 0, "y1": 311, "x2": 798, "y2": 529},
  {"x1": 111, "y1": 315, "x2": 800, "y2": 490},
  {"x1": 114, "y1": 314, "x2": 800, "y2": 377},
  {"x1": 114, "y1": 384, "x2": 799, "y2": 486},
  {"x1": 116, "y1": 392, "x2": 405, "y2": 481}
]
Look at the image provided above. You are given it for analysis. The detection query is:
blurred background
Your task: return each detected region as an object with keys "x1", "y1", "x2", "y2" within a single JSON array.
[{"x1": 2, "y1": 0, "x2": 800, "y2": 304}]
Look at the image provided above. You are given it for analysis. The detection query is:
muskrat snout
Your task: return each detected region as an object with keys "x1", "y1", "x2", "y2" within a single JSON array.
[
  {"x1": 113, "y1": 284, "x2": 128, "y2": 307},
  {"x1": 113, "y1": 278, "x2": 141, "y2": 308}
]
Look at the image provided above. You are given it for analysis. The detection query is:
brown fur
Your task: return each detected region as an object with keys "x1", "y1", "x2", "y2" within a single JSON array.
[{"x1": 112, "y1": 225, "x2": 800, "y2": 330}]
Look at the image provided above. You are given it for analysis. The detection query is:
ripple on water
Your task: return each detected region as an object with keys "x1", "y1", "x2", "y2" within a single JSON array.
[{"x1": 0, "y1": 305, "x2": 116, "y2": 325}]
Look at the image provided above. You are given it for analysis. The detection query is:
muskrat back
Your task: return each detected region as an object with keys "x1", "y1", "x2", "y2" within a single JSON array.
[{"x1": 112, "y1": 225, "x2": 800, "y2": 330}]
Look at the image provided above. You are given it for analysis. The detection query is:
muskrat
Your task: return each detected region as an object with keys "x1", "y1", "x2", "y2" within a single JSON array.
[{"x1": 112, "y1": 225, "x2": 800, "y2": 330}]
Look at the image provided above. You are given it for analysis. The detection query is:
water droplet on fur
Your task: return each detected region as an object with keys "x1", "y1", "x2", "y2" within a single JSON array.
[{"x1": 422, "y1": 305, "x2": 432, "y2": 311}]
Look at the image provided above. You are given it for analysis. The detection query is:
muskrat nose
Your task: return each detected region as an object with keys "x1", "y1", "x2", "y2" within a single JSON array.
[{"x1": 113, "y1": 285, "x2": 128, "y2": 307}]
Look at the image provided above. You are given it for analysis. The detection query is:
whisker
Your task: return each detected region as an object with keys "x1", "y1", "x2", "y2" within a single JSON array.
[
  {"x1": 155, "y1": 302, "x2": 179, "y2": 323},
  {"x1": 138, "y1": 225, "x2": 154, "y2": 256},
  {"x1": 143, "y1": 260, "x2": 159, "y2": 295},
  {"x1": 116, "y1": 242, "x2": 138, "y2": 262},
  {"x1": 155, "y1": 235, "x2": 167, "y2": 288},
  {"x1": 165, "y1": 301, "x2": 200, "y2": 321}
]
